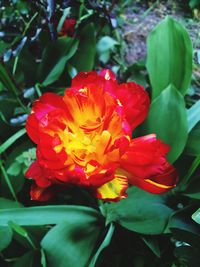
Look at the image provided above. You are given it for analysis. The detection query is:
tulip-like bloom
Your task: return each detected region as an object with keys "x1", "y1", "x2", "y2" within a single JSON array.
[{"x1": 25, "y1": 70, "x2": 178, "y2": 201}]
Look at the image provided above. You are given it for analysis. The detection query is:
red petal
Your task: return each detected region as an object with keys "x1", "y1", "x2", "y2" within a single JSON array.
[
  {"x1": 129, "y1": 163, "x2": 178, "y2": 194},
  {"x1": 116, "y1": 82, "x2": 150, "y2": 130},
  {"x1": 121, "y1": 134, "x2": 170, "y2": 179},
  {"x1": 26, "y1": 113, "x2": 39, "y2": 144},
  {"x1": 88, "y1": 168, "x2": 115, "y2": 188},
  {"x1": 71, "y1": 71, "x2": 99, "y2": 88},
  {"x1": 60, "y1": 18, "x2": 76, "y2": 37},
  {"x1": 25, "y1": 161, "x2": 52, "y2": 188}
]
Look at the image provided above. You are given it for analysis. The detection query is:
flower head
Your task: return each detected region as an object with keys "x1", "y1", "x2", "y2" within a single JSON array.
[{"x1": 25, "y1": 70, "x2": 178, "y2": 201}]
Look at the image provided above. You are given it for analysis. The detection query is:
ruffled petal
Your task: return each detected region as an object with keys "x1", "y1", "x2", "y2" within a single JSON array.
[
  {"x1": 25, "y1": 161, "x2": 52, "y2": 188},
  {"x1": 120, "y1": 134, "x2": 178, "y2": 193},
  {"x1": 128, "y1": 163, "x2": 178, "y2": 194},
  {"x1": 116, "y1": 82, "x2": 150, "y2": 130},
  {"x1": 26, "y1": 113, "x2": 39, "y2": 144},
  {"x1": 121, "y1": 134, "x2": 170, "y2": 179},
  {"x1": 95, "y1": 175, "x2": 128, "y2": 201}
]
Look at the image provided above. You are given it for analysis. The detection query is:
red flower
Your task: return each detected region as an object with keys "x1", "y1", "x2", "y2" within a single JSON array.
[
  {"x1": 25, "y1": 70, "x2": 178, "y2": 201},
  {"x1": 59, "y1": 18, "x2": 76, "y2": 37}
]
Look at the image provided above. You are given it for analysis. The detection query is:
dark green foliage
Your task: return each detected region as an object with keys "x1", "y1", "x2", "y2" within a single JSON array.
[{"x1": 0, "y1": 1, "x2": 200, "y2": 267}]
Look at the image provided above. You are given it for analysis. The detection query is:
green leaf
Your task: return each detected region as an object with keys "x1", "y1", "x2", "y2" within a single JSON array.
[
  {"x1": 8, "y1": 221, "x2": 29, "y2": 237},
  {"x1": 41, "y1": 249, "x2": 47, "y2": 267},
  {"x1": 0, "y1": 205, "x2": 101, "y2": 226},
  {"x1": 0, "y1": 199, "x2": 21, "y2": 252},
  {"x1": 71, "y1": 24, "x2": 96, "y2": 71},
  {"x1": 189, "y1": 0, "x2": 200, "y2": 9},
  {"x1": 183, "y1": 173, "x2": 200, "y2": 199},
  {"x1": 142, "y1": 236, "x2": 161, "y2": 258},
  {"x1": 103, "y1": 187, "x2": 173, "y2": 235},
  {"x1": 185, "y1": 122, "x2": 200, "y2": 156},
  {"x1": 57, "y1": 8, "x2": 71, "y2": 32},
  {"x1": 41, "y1": 212, "x2": 102, "y2": 267},
  {"x1": 12, "y1": 251, "x2": 40, "y2": 267},
  {"x1": 192, "y1": 209, "x2": 200, "y2": 224},
  {"x1": 7, "y1": 162, "x2": 21, "y2": 176},
  {"x1": 97, "y1": 36, "x2": 118, "y2": 63},
  {"x1": 0, "y1": 63, "x2": 18, "y2": 95},
  {"x1": 146, "y1": 16, "x2": 193, "y2": 99},
  {"x1": 0, "y1": 226, "x2": 12, "y2": 252},
  {"x1": 0, "y1": 64, "x2": 27, "y2": 112},
  {"x1": 97, "y1": 36, "x2": 118, "y2": 53},
  {"x1": 38, "y1": 37, "x2": 79, "y2": 86},
  {"x1": 187, "y1": 100, "x2": 200, "y2": 132},
  {"x1": 166, "y1": 206, "x2": 200, "y2": 234},
  {"x1": 0, "y1": 198, "x2": 22, "y2": 209},
  {"x1": 0, "y1": 41, "x2": 9, "y2": 55},
  {"x1": 89, "y1": 223, "x2": 115, "y2": 267},
  {"x1": 0, "y1": 128, "x2": 26, "y2": 154},
  {"x1": 8, "y1": 221, "x2": 36, "y2": 249},
  {"x1": 141, "y1": 84, "x2": 188, "y2": 163}
]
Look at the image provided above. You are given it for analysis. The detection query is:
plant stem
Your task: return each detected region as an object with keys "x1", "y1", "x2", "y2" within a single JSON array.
[{"x1": 35, "y1": 83, "x2": 42, "y2": 97}]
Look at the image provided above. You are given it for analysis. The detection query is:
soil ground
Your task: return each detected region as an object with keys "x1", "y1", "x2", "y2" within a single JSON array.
[
  {"x1": 121, "y1": 0, "x2": 200, "y2": 64},
  {"x1": 120, "y1": 0, "x2": 200, "y2": 97}
]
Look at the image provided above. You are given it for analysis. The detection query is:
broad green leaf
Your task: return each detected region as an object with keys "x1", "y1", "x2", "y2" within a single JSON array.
[
  {"x1": 0, "y1": 226, "x2": 12, "y2": 252},
  {"x1": 192, "y1": 209, "x2": 200, "y2": 224},
  {"x1": 71, "y1": 23, "x2": 96, "y2": 71},
  {"x1": 38, "y1": 37, "x2": 79, "y2": 86},
  {"x1": 141, "y1": 85, "x2": 188, "y2": 163},
  {"x1": 0, "y1": 205, "x2": 101, "y2": 226},
  {"x1": 187, "y1": 100, "x2": 200, "y2": 132},
  {"x1": 0, "y1": 128, "x2": 26, "y2": 154},
  {"x1": 89, "y1": 223, "x2": 115, "y2": 267},
  {"x1": 146, "y1": 16, "x2": 192, "y2": 99},
  {"x1": 103, "y1": 187, "x2": 173, "y2": 235},
  {"x1": 0, "y1": 199, "x2": 21, "y2": 252},
  {"x1": 41, "y1": 213, "x2": 102, "y2": 267},
  {"x1": 185, "y1": 122, "x2": 200, "y2": 156}
]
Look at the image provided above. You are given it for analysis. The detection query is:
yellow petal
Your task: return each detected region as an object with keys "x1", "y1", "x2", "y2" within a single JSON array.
[{"x1": 96, "y1": 175, "x2": 128, "y2": 201}]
